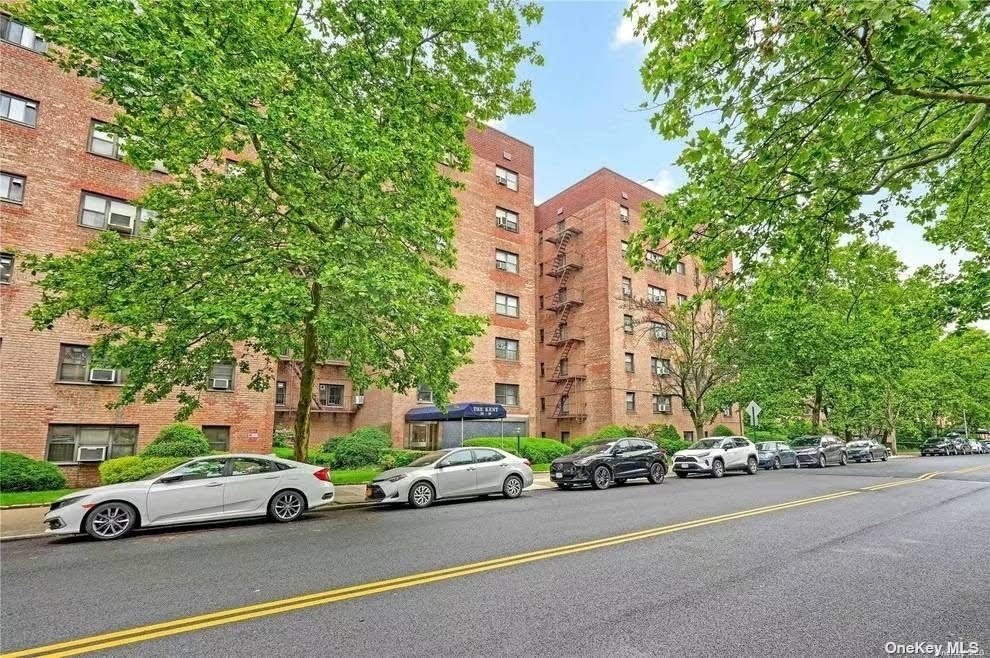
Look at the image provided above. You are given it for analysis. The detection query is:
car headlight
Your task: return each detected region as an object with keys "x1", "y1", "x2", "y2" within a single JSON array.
[
  {"x1": 386, "y1": 474, "x2": 407, "y2": 483},
  {"x1": 49, "y1": 495, "x2": 89, "y2": 511},
  {"x1": 575, "y1": 458, "x2": 590, "y2": 466}
]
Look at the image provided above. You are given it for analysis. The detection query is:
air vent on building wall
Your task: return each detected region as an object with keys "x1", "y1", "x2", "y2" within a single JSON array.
[
  {"x1": 622, "y1": 192, "x2": 629, "y2": 200},
  {"x1": 556, "y1": 208, "x2": 563, "y2": 215},
  {"x1": 354, "y1": 395, "x2": 365, "y2": 406},
  {"x1": 502, "y1": 151, "x2": 512, "y2": 161}
]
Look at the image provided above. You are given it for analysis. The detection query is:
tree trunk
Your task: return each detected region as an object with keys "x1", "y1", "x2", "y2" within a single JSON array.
[
  {"x1": 293, "y1": 282, "x2": 322, "y2": 463},
  {"x1": 692, "y1": 413, "x2": 704, "y2": 440},
  {"x1": 889, "y1": 425, "x2": 897, "y2": 455},
  {"x1": 810, "y1": 385, "x2": 823, "y2": 430}
]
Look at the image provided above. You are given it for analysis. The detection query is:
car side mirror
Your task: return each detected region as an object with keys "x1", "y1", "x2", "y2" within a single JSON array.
[
  {"x1": 158, "y1": 474, "x2": 182, "y2": 484},
  {"x1": 434, "y1": 462, "x2": 446, "y2": 469}
]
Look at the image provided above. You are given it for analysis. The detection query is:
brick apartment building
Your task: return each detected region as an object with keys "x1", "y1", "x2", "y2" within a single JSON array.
[{"x1": 1, "y1": 14, "x2": 732, "y2": 483}]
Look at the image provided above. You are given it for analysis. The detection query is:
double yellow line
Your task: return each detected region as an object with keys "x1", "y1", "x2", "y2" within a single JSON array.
[{"x1": 6, "y1": 464, "x2": 988, "y2": 658}]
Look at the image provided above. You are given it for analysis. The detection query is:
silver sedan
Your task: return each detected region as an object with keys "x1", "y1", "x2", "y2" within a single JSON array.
[{"x1": 365, "y1": 447, "x2": 534, "y2": 508}]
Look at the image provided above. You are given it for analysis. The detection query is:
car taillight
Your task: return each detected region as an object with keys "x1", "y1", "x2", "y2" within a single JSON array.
[{"x1": 314, "y1": 468, "x2": 331, "y2": 482}]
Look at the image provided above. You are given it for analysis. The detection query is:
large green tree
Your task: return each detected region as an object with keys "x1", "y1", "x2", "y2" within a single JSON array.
[
  {"x1": 16, "y1": 0, "x2": 542, "y2": 460},
  {"x1": 629, "y1": 0, "x2": 989, "y2": 324}
]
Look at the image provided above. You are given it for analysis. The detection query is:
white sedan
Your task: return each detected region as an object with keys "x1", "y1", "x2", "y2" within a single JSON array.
[{"x1": 44, "y1": 454, "x2": 334, "y2": 540}]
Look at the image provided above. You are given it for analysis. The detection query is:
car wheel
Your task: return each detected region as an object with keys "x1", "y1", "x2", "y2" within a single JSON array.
[
  {"x1": 818, "y1": 453, "x2": 827, "y2": 468},
  {"x1": 268, "y1": 490, "x2": 306, "y2": 523},
  {"x1": 746, "y1": 457, "x2": 758, "y2": 475},
  {"x1": 793, "y1": 458, "x2": 801, "y2": 469},
  {"x1": 675, "y1": 472, "x2": 688, "y2": 478},
  {"x1": 647, "y1": 462, "x2": 665, "y2": 484},
  {"x1": 882, "y1": 453, "x2": 888, "y2": 461},
  {"x1": 839, "y1": 452, "x2": 848, "y2": 466},
  {"x1": 591, "y1": 465, "x2": 612, "y2": 490},
  {"x1": 502, "y1": 474, "x2": 524, "y2": 499},
  {"x1": 84, "y1": 502, "x2": 137, "y2": 541},
  {"x1": 711, "y1": 459, "x2": 725, "y2": 478},
  {"x1": 408, "y1": 482, "x2": 435, "y2": 508},
  {"x1": 773, "y1": 457, "x2": 781, "y2": 470}
]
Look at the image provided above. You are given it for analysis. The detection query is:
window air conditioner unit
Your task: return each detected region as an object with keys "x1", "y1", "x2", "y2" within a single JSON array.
[
  {"x1": 107, "y1": 212, "x2": 134, "y2": 232},
  {"x1": 77, "y1": 446, "x2": 107, "y2": 462},
  {"x1": 496, "y1": 216, "x2": 508, "y2": 228},
  {"x1": 495, "y1": 176, "x2": 508, "y2": 186},
  {"x1": 495, "y1": 261, "x2": 508, "y2": 271},
  {"x1": 354, "y1": 395, "x2": 365, "y2": 406},
  {"x1": 210, "y1": 378, "x2": 230, "y2": 390},
  {"x1": 88, "y1": 368, "x2": 117, "y2": 383},
  {"x1": 620, "y1": 215, "x2": 629, "y2": 223}
]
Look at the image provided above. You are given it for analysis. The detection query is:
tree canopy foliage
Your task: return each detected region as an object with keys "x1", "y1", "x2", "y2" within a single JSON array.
[
  {"x1": 630, "y1": 0, "x2": 989, "y2": 324},
  {"x1": 16, "y1": 0, "x2": 542, "y2": 457}
]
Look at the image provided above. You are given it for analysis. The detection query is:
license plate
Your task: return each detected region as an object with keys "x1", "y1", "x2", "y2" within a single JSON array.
[{"x1": 552, "y1": 473, "x2": 561, "y2": 479}]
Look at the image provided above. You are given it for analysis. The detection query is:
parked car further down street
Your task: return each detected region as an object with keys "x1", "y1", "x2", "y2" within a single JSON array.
[
  {"x1": 672, "y1": 436, "x2": 759, "y2": 478},
  {"x1": 756, "y1": 441, "x2": 799, "y2": 470},
  {"x1": 845, "y1": 440, "x2": 888, "y2": 463},
  {"x1": 949, "y1": 435, "x2": 973, "y2": 455},
  {"x1": 366, "y1": 447, "x2": 534, "y2": 508},
  {"x1": 967, "y1": 440, "x2": 984, "y2": 454},
  {"x1": 981, "y1": 440, "x2": 990, "y2": 454},
  {"x1": 920, "y1": 437, "x2": 955, "y2": 456},
  {"x1": 791, "y1": 435, "x2": 847, "y2": 468},
  {"x1": 44, "y1": 454, "x2": 335, "y2": 540},
  {"x1": 550, "y1": 439, "x2": 666, "y2": 490}
]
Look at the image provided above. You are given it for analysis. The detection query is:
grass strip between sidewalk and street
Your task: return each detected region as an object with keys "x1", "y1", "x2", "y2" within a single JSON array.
[{"x1": 0, "y1": 489, "x2": 81, "y2": 508}]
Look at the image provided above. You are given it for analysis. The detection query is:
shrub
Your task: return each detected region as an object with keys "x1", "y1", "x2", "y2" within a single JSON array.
[
  {"x1": 308, "y1": 452, "x2": 336, "y2": 468},
  {"x1": 748, "y1": 429, "x2": 789, "y2": 444},
  {"x1": 382, "y1": 449, "x2": 427, "y2": 468},
  {"x1": 0, "y1": 452, "x2": 68, "y2": 492},
  {"x1": 142, "y1": 423, "x2": 211, "y2": 458},
  {"x1": 713, "y1": 424, "x2": 735, "y2": 436},
  {"x1": 569, "y1": 435, "x2": 616, "y2": 450},
  {"x1": 99, "y1": 456, "x2": 188, "y2": 485},
  {"x1": 648, "y1": 424, "x2": 689, "y2": 455},
  {"x1": 463, "y1": 437, "x2": 572, "y2": 464},
  {"x1": 272, "y1": 429, "x2": 294, "y2": 448},
  {"x1": 324, "y1": 427, "x2": 392, "y2": 468},
  {"x1": 593, "y1": 424, "x2": 633, "y2": 439}
]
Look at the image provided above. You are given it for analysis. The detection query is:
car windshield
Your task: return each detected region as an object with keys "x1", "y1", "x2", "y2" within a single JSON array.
[
  {"x1": 573, "y1": 442, "x2": 614, "y2": 456},
  {"x1": 847, "y1": 441, "x2": 869, "y2": 447},
  {"x1": 791, "y1": 436, "x2": 822, "y2": 447},
  {"x1": 756, "y1": 443, "x2": 777, "y2": 451},
  {"x1": 689, "y1": 439, "x2": 724, "y2": 450},
  {"x1": 406, "y1": 451, "x2": 449, "y2": 467}
]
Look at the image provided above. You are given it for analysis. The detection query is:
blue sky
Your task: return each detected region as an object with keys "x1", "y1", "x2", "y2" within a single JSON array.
[{"x1": 495, "y1": 0, "x2": 961, "y2": 282}]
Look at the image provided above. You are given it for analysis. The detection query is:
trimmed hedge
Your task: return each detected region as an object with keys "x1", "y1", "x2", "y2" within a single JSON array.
[
  {"x1": 0, "y1": 452, "x2": 68, "y2": 492},
  {"x1": 99, "y1": 456, "x2": 189, "y2": 485},
  {"x1": 272, "y1": 446, "x2": 335, "y2": 467},
  {"x1": 380, "y1": 449, "x2": 428, "y2": 469},
  {"x1": 748, "y1": 429, "x2": 789, "y2": 443},
  {"x1": 323, "y1": 427, "x2": 392, "y2": 468},
  {"x1": 142, "y1": 423, "x2": 212, "y2": 458},
  {"x1": 713, "y1": 424, "x2": 735, "y2": 436},
  {"x1": 463, "y1": 437, "x2": 572, "y2": 464}
]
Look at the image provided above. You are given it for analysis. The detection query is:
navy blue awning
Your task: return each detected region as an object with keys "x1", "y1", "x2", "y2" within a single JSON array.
[{"x1": 405, "y1": 402, "x2": 507, "y2": 422}]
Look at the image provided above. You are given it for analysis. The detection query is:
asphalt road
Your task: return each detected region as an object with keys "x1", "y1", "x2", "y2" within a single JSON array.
[{"x1": 2, "y1": 454, "x2": 988, "y2": 657}]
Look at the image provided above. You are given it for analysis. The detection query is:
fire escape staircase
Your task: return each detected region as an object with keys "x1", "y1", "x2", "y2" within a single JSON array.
[{"x1": 546, "y1": 220, "x2": 587, "y2": 421}]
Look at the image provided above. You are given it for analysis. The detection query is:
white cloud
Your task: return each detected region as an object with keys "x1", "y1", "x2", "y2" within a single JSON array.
[
  {"x1": 484, "y1": 118, "x2": 507, "y2": 130},
  {"x1": 611, "y1": 1, "x2": 659, "y2": 49},
  {"x1": 641, "y1": 168, "x2": 682, "y2": 195}
]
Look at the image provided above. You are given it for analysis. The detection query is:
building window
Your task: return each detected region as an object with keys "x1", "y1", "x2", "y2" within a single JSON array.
[
  {"x1": 625, "y1": 392, "x2": 636, "y2": 412},
  {"x1": 624, "y1": 352, "x2": 635, "y2": 373},
  {"x1": 676, "y1": 261, "x2": 686, "y2": 275},
  {"x1": 495, "y1": 337, "x2": 520, "y2": 361},
  {"x1": 208, "y1": 363, "x2": 234, "y2": 390},
  {"x1": 723, "y1": 405, "x2": 733, "y2": 418},
  {"x1": 538, "y1": 263, "x2": 543, "y2": 277},
  {"x1": 652, "y1": 357, "x2": 672, "y2": 376},
  {"x1": 621, "y1": 241, "x2": 629, "y2": 257},
  {"x1": 558, "y1": 358, "x2": 568, "y2": 377},
  {"x1": 495, "y1": 293, "x2": 519, "y2": 317},
  {"x1": 559, "y1": 394, "x2": 570, "y2": 414},
  {"x1": 56, "y1": 345, "x2": 124, "y2": 385},
  {"x1": 1, "y1": 15, "x2": 46, "y2": 52},
  {"x1": 46, "y1": 425, "x2": 137, "y2": 463},
  {"x1": 275, "y1": 381, "x2": 286, "y2": 406},
  {"x1": 79, "y1": 192, "x2": 153, "y2": 236},
  {"x1": 495, "y1": 166, "x2": 518, "y2": 191},
  {"x1": 645, "y1": 251, "x2": 661, "y2": 267},
  {"x1": 416, "y1": 385, "x2": 433, "y2": 403},
  {"x1": 652, "y1": 322, "x2": 669, "y2": 341},
  {"x1": 623, "y1": 314, "x2": 634, "y2": 333},
  {"x1": 621, "y1": 277, "x2": 632, "y2": 298},
  {"x1": 648, "y1": 286, "x2": 667, "y2": 305},
  {"x1": 539, "y1": 295, "x2": 544, "y2": 310},
  {"x1": 88, "y1": 121, "x2": 126, "y2": 160},
  {"x1": 495, "y1": 207, "x2": 519, "y2": 232},
  {"x1": 561, "y1": 431, "x2": 570, "y2": 442},
  {"x1": 677, "y1": 294, "x2": 688, "y2": 304},
  {"x1": 202, "y1": 426, "x2": 230, "y2": 452},
  {"x1": 684, "y1": 430, "x2": 694, "y2": 441},
  {"x1": 495, "y1": 249, "x2": 519, "y2": 274},
  {"x1": 619, "y1": 205, "x2": 629, "y2": 223},
  {"x1": 0, "y1": 91, "x2": 38, "y2": 126},
  {"x1": 0, "y1": 253, "x2": 12, "y2": 284},
  {"x1": 495, "y1": 383, "x2": 520, "y2": 406},
  {"x1": 539, "y1": 362, "x2": 545, "y2": 378},
  {"x1": 539, "y1": 329, "x2": 545, "y2": 344},
  {"x1": 653, "y1": 394, "x2": 672, "y2": 414},
  {"x1": 0, "y1": 172, "x2": 25, "y2": 203},
  {"x1": 540, "y1": 397, "x2": 546, "y2": 412},
  {"x1": 318, "y1": 383, "x2": 344, "y2": 406}
]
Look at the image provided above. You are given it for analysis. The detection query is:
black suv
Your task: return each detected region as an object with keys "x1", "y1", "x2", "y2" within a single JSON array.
[
  {"x1": 920, "y1": 437, "x2": 955, "y2": 456},
  {"x1": 550, "y1": 438, "x2": 666, "y2": 490},
  {"x1": 791, "y1": 435, "x2": 847, "y2": 468}
]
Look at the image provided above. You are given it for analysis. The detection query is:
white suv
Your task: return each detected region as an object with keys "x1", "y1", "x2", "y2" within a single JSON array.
[{"x1": 672, "y1": 436, "x2": 759, "y2": 478}]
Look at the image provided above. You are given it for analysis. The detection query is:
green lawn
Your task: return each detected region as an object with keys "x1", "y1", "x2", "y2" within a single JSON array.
[
  {"x1": 0, "y1": 489, "x2": 81, "y2": 508},
  {"x1": 530, "y1": 463, "x2": 550, "y2": 473},
  {"x1": 331, "y1": 467, "x2": 383, "y2": 485}
]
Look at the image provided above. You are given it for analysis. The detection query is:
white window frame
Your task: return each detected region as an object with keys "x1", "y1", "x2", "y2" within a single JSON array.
[
  {"x1": 619, "y1": 205, "x2": 629, "y2": 223},
  {"x1": 495, "y1": 337, "x2": 520, "y2": 361},
  {"x1": 0, "y1": 91, "x2": 38, "y2": 127},
  {"x1": 653, "y1": 394, "x2": 672, "y2": 414},
  {"x1": 79, "y1": 191, "x2": 152, "y2": 236},
  {"x1": 0, "y1": 15, "x2": 47, "y2": 52},
  {"x1": 495, "y1": 383, "x2": 520, "y2": 406},
  {"x1": 676, "y1": 261, "x2": 686, "y2": 275},
  {"x1": 208, "y1": 362, "x2": 235, "y2": 391},
  {"x1": 495, "y1": 207, "x2": 519, "y2": 232},
  {"x1": 495, "y1": 166, "x2": 518, "y2": 191},
  {"x1": 623, "y1": 315, "x2": 634, "y2": 334},
  {"x1": 624, "y1": 352, "x2": 635, "y2": 373},
  {"x1": 0, "y1": 252, "x2": 12, "y2": 284},
  {"x1": 88, "y1": 121, "x2": 126, "y2": 160},
  {"x1": 416, "y1": 385, "x2": 433, "y2": 403},
  {"x1": 621, "y1": 277, "x2": 632, "y2": 298},
  {"x1": 648, "y1": 286, "x2": 667, "y2": 305},
  {"x1": 495, "y1": 293, "x2": 519, "y2": 317},
  {"x1": 625, "y1": 392, "x2": 636, "y2": 412},
  {"x1": 46, "y1": 424, "x2": 137, "y2": 464},
  {"x1": 318, "y1": 383, "x2": 344, "y2": 407},
  {"x1": 0, "y1": 171, "x2": 25, "y2": 203},
  {"x1": 652, "y1": 322, "x2": 669, "y2": 341},
  {"x1": 495, "y1": 249, "x2": 519, "y2": 274}
]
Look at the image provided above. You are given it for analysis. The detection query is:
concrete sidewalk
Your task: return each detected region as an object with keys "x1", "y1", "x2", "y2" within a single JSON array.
[{"x1": 0, "y1": 474, "x2": 557, "y2": 540}]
